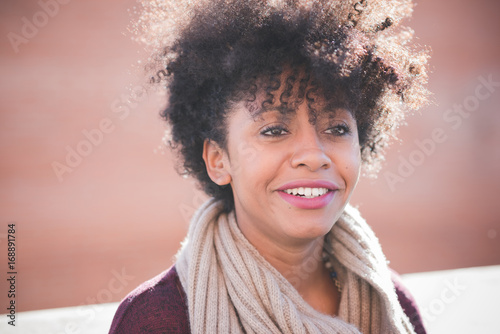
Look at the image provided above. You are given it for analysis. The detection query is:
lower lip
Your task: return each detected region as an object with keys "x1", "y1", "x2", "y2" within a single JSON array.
[{"x1": 278, "y1": 190, "x2": 336, "y2": 209}]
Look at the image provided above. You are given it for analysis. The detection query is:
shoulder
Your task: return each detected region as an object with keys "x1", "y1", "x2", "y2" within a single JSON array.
[
  {"x1": 391, "y1": 269, "x2": 427, "y2": 334},
  {"x1": 108, "y1": 265, "x2": 190, "y2": 334}
]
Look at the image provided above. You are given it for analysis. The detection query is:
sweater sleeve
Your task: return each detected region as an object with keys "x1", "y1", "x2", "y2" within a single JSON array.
[
  {"x1": 108, "y1": 265, "x2": 190, "y2": 334},
  {"x1": 391, "y1": 270, "x2": 427, "y2": 334}
]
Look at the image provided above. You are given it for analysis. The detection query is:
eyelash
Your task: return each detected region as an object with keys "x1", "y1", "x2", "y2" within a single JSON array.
[
  {"x1": 260, "y1": 124, "x2": 352, "y2": 137},
  {"x1": 325, "y1": 124, "x2": 352, "y2": 136},
  {"x1": 261, "y1": 125, "x2": 289, "y2": 137}
]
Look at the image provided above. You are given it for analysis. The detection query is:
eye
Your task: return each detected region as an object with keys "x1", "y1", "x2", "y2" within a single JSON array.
[
  {"x1": 325, "y1": 124, "x2": 352, "y2": 136},
  {"x1": 261, "y1": 125, "x2": 289, "y2": 137}
]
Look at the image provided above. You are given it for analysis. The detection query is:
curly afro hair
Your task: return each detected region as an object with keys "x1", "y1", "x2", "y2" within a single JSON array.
[{"x1": 137, "y1": 0, "x2": 429, "y2": 211}]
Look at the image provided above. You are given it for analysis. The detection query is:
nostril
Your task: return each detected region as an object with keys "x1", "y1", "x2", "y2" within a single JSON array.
[{"x1": 290, "y1": 148, "x2": 331, "y2": 171}]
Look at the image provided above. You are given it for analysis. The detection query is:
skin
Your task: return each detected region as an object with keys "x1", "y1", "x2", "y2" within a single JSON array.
[{"x1": 203, "y1": 73, "x2": 362, "y2": 316}]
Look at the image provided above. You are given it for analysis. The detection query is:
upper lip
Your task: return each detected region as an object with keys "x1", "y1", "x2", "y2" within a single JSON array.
[{"x1": 276, "y1": 180, "x2": 340, "y2": 191}]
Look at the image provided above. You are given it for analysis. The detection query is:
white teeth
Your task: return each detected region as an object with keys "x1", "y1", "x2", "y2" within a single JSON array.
[{"x1": 284, "y1": 187, "x2": 329, "y2": 198}]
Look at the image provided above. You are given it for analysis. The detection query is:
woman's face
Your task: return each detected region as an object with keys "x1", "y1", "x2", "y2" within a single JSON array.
[{"x1": 205, "y1": 78, "x2": 361, "y2": 247}]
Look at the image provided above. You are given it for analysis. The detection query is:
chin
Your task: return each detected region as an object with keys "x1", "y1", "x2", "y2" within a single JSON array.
[{"x1": 285, "y1": 220, "x2": 335, "y2": 241}]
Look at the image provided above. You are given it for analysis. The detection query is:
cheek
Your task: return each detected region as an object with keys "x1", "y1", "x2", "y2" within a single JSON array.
[
  {"x1": 335, "y1": 140, "x2": 362, "y2": 188},
  {"x1": 227, "y1": 141, "x2": 264, "y2": 177},
  {"x1": 347, "y1": 151, "x2": 362, "y2": 187},
  {"x1": 225, "y1": 141, "x2": 267, "y2": 194},
  {"x1": 349, "y1": 142, "x2": 362, "y2": 187}
]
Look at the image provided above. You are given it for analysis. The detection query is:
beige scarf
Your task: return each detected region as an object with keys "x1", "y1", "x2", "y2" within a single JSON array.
[{"x1": 176, "y1": 199, "x2": 415, "y2": 333}]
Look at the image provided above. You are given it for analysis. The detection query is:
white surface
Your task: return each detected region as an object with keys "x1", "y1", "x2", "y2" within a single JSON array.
[
  {"x1": 0, "y1": 302, "x2": 119, "y2": 334},
  {"x1": 402, "y1": 265, "x2": 500, "y2": 334},
  {"x1": 1, "y1": 265, "x2": 499, "y2": 333}
]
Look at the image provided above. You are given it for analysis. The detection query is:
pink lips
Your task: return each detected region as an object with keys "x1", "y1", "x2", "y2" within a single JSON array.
[{"x1": 277, "y1": 180, "x2": 339, "y2": 210}]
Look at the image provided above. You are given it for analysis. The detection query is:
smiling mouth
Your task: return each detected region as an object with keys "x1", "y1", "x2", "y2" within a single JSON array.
[{"x1": 282, "y1": 187, "x2": 331, "y2": 199}]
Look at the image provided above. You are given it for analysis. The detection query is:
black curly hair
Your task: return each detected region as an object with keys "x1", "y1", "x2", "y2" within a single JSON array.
[{"x1": 137, "y1": 0, "x2": 429, "y2": 211}]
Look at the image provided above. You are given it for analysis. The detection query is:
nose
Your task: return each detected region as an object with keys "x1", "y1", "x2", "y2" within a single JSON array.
[{"x1": 290, "y1": 127, "x2": 331, "y2": 171}]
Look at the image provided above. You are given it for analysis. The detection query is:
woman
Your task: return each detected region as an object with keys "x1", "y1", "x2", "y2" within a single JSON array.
[{"x1": 110, "y1": 0, "x2": 429, "y2": 333}]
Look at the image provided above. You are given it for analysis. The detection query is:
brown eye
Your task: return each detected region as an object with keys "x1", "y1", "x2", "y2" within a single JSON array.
[
  {"x1": 325, "y1": 124, "x2": 351, "y2": 136},
  {"x1": 261, "y1": 126, "x2": 288, "y2": 137}
]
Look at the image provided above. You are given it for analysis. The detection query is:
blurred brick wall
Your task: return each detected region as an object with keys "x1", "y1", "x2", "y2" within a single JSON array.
[{"x1": 0, "y1": 0, "x2": 499, "y2": 312}]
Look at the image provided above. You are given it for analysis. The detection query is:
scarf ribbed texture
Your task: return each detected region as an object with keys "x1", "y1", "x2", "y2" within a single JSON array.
[{"x1": 176, "y1": 199, "x2": 415, "y2": 333}]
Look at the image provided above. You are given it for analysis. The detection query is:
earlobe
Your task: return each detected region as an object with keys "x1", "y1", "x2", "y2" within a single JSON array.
[{"x1": 202, "y1": 139, "x2": 232, "y2": 186}]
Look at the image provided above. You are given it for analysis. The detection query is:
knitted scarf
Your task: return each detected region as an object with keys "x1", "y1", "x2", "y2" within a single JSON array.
[{"x1": 176, "y1": 199, "x2": 415, "y2": 333}]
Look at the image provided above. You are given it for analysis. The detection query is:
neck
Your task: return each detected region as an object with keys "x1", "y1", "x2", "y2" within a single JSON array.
[
  {"x1": 249, "y1": 233, "x2": 340, "y2": 315},
  {"x1": 239, "y1": 224, "x2": 331, "y2": 292},
  {"x1": 232, "y1": 206, "x2": 341, "y2": 315},
  {"x1": 263, "y1": 238, "x2": 325, "y2": 288}
]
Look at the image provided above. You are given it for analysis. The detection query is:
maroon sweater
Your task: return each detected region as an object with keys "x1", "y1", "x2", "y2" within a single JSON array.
[{"x1": 109, "y1": 266, "x2": 426, "y2": 333}]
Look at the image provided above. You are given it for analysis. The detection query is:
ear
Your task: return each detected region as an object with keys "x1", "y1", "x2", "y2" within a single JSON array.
[{"x1": 202, "y1": 139, "x2": 232, "y2": 186}]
